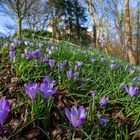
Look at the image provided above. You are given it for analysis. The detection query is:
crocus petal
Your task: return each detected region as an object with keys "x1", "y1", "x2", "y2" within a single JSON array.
[
  {"x1": 75, "y1": 118, "x2": 85, "y2": 127},
  {"x1": 90, "y1": 90, "x2": 96, "y2": 96},
  {"x1": 0, "y1": 99, "x2": 9, "y2": 127},
  {"x1": 99, "y1": 118, "x2": 109, "y2": 127},
  {"x1": 131, "y1": 86, "x2": 138, "y2": 96},
  {"x1": 125, "y1": 85, "x2": 129, "y2": 93},
  {"x1": 71, "y1": 106, "x2": 78, "y2": 127},
  {"x1": 78, "y1": 106, "x2": 86, "y2": 118},
  {"x1": 23, "y1": 85, "x2": 30, "y2": 93},
  {"x1": 65, "y1": 108, "x2": 71, "y2": 122},
  {"x1": 71, "y1": 106, "x2": 78, "y2": 116},
  {"x1": 100, "y1": 96, "x2": 109, "y2": 106}
]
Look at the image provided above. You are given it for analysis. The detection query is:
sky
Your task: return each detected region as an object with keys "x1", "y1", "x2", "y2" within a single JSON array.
[
  {"x1": 0, "y1": 0, "x2": 138, "y2": 36},
  {"x1": 0, "y1": 14, "x2": 16, "y2": 36}
]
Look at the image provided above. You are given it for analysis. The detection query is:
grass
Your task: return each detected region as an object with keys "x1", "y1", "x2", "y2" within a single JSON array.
[{"x1": 0, "y1": 37, "x2": 140, "y2": 139}]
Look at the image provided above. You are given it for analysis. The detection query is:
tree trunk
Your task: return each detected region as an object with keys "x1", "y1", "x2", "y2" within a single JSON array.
[
  {"x1": 93, "y1": 25, "x2": 96, "y2": 47},
  {"x1": 87, "y1": 0, "x2": 96, "y2": 47},
  {"x1": 124, "y1": 0, "x2": 137, "y2": 64},
  {"x1": 17, "y1": 18, "x2": 22, "y2": 38},
  {"x1": 136, "y1": 1, "x2": 140, "y2": 64}
]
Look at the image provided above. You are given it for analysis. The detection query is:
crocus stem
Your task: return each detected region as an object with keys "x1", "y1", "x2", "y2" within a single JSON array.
[
  {"x1": 31, "y1": 101, "x2": 35, "y2": 127},
  {"x1": 72, "y1": 127, "x2": 76, "y2": 140}
]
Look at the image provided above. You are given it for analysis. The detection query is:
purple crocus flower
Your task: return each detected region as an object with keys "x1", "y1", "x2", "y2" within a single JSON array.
[
  {"x1": 23, "y1": 81, "x2": 39, "y2": 101},
  {"x1": 100, "y1": 57, "x2": 106, "y2": 62},
  {"x1": 90, "y1": 90, "x2": 96, "y2": 96},
  {"x1": 46, "y1": 48, "x2": 52, "y2": 54},
  {"x1": 24, "y1": 48, "x2": 29, "y2": 55},
  {"x1": 125, "y1": 85, "x2": 138, "y2": 96},
  {"x1": 39, "y1": 43, "x2": 43, "y2": 48},
  {"x1": 66, "y1": 69, "x2": 74, "y2": 80},
  {"x1": 109, "y1": 63, "x2": 116, "y2": 69},
  {"x1": 74, "y1": 72, "x2": 79, "y2": 79},
  {"x1": 9, "y1": 50, "x2": 15, "y2": 59},
  {"x1": 65, "y1": 106, "x2": 86, "y2": 128},
  {"x1": 74, "y1": 61, "x2": 82, "y2": 71},
  {"x1": 43, "y1": 54, "x2": 49, "y2": 62},
  {"x1": 44, "y1": 76, "x2": 55, "y2": 88},
  {"x1": 35, "y1": 49, "x2": 41, "y2": 58},
  {"x1": 49, "y1": 59, "x2": 55, "y2": 68},
  {"x1": 58, "y1": 62, "x2": 66, "y2": 69},
  {"x1": 29, "y1": 51, "x2": 35, "y2": 58},
  {"x1": 100, "y1": 96, "x2": 109, "y2": 106},
  {"x1": 40, "y1": 77, "x2": 58, "y2": 99},
  {"x1": 77, "y1": 61, "x2": 82, "y2": 67},
  {"x1": 98, "y1": 116, "x2": 109, "y2": 127},
  {"x1": 10, "y1": 44, "x2": 16, "y2": 51},
  {"x1": 0, "y1": 99, "x2": 9, "y2": 128},
  {"x1": 21, "y1": 53, "x2": 26, "y2": 58}
]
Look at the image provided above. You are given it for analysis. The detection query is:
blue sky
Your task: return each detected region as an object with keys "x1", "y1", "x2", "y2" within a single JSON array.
[{"x1": 0, "y1": 14, "x2": 16, "y2": 36}]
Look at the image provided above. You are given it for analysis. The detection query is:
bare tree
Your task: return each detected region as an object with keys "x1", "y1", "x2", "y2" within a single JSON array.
[
  {"x1": 0, "y1": 0, "x2": 37, "y2": 38},
  {"x1": 24, "y1": 0, "x2": 49, "y2": 31},
  {"x1": 124, "y1": 0, "x2": 137, "y2": 64}
]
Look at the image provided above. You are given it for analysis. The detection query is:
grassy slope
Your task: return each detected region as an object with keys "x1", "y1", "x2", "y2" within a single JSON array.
[{"x1": 1, "y1": 38, "x2": 140, "y2": 139}]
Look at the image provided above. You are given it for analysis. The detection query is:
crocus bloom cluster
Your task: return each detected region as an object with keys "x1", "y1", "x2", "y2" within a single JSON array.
[
  {"x1": 65, "y1": 106, "x2": 86, "y2": 128},
  {"x1": 24, "y1": 77, "x2": 58, "y2": 100},
  {"x1": 23, "y1": 82, "x2": 39, "y2": 101},
  {"x1": 22, "y1": 48, "x2": 42, "y2": 59},
  {"x1": 0, "y1": 99, "x2": 9, "y2": 128},
  {"x1": 100, "y1": 96, "x2": 109, "y2": 106},
  {"x1": 125, "y1": 85, "x2": 138, "y2": 96},
  {"x1": 40, "y1": 77, "x2": 58, "y2": 99}
]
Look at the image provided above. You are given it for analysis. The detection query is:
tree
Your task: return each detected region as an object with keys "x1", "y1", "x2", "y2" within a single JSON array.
[
  {"x1": 25, "y1": 0, "x2": 48, "y2": 31},
  {"x1": 63, "y1": 0, "x2": 87, "y2": 40},
  {"x1": 0, "y1": 0, "x2": 36, "y2": 38},
  {"x1": 73, "y1": 0, "x2": 87, "y2": 39},
  {"x1": 44, "y1": 0, "x2": 64, "y2": 39},
  {"x1": 136, "y1": 1, "x2": 140, "y2": 63},
  {"x1": 124, "y1": 0, "x2": 137, "y2": 64}
]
